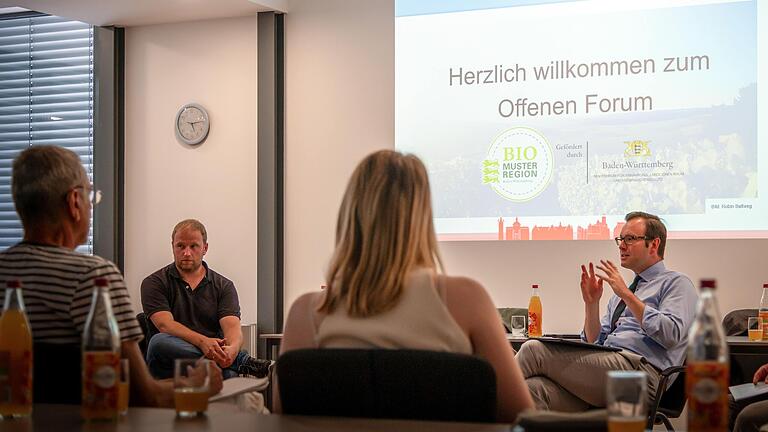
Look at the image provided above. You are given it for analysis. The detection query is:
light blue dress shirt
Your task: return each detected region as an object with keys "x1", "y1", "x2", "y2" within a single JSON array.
[{"x1": 582, "y1": 261, "x2": 698, "y2": 371}]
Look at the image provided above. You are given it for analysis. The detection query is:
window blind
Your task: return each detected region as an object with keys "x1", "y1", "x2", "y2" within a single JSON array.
[{"x1": 0, "y1": 14, "x2": 94, "y2": 253}]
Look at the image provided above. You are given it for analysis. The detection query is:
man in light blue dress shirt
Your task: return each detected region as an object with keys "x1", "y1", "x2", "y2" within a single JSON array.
[{"x1": 516, "y1": 211, "x2": 698, "y2": 411}]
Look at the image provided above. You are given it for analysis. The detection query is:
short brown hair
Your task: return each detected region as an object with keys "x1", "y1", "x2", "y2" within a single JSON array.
[
  {"x1": 171, "y1": 219, "x2": 207, "y2": 243},
  {"x1": 625, "y1": 211, "x2": 667, "y2": 258},
  {"x1": 12, "y1": 145, "x2": 88, "y2": 228}
]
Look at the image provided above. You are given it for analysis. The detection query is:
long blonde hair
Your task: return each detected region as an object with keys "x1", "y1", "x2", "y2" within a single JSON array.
[{"x1": 319, "y1": 150, "x2": 443, "y2": 317}]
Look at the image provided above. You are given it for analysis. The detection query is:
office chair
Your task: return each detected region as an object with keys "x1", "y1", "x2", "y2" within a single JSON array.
[
  {"x1": 136, "y1": 312, "x2": 160, "y2": 358},
  {"x1": 723, "y1": 309, "x2": 759, "y2": 337},
  {"x1": 497, "y1": 307, "x2": 528, "y2": 333},
  {"x1": 277, "y1": 348, "x2": 497, "y2": 423},
  {"x1": 647, "y1": 363, "x2": 687, "y2": 432},
  {"x1": 34, "y1": 342, "x2": 82, "y2": 404}
]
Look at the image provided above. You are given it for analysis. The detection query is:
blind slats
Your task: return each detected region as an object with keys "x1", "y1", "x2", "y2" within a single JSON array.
[{"x1": 0, "y1": 14, "x2": 94, "y2": 253}]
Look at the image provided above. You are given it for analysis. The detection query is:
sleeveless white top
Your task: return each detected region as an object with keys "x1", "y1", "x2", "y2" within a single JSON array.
[{"x1": 311, "y1": 268, "x2": 472, "y2": 354}]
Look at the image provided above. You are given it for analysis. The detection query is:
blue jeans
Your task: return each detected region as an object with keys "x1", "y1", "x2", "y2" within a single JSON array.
[{"x1": 146, "y1": 333, "x2": 250, "y2": 380}]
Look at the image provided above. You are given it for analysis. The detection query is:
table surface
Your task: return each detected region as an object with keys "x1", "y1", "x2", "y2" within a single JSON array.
[
  {"x1": 263, "y1": 334, "x2": 768, "y2": 345},
  {"x1": 0, "y1": 404, "x2": 512, "y2": 432}
]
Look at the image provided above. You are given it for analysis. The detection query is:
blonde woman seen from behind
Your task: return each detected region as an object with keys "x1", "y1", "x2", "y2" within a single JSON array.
[{"x1": 275, "y1": 150, "x2": 534, "y2": 422}]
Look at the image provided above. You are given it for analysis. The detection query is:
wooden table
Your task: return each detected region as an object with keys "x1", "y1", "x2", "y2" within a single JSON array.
[{"x1": 0, "y1": 404, "x2": 512, "y2": 432}]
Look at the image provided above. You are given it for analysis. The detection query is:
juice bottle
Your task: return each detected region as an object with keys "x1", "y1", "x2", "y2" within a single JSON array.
[
  {"x1": 0, "y1": 280, "x2": 33, "y2": 418},
  {"x1": 687, "y1": 279, "x2": 729, "y2": 432},
  {"x1": 527, "y1": 284, "x2": 543, "y2": 338},
  {"x1": 759, "y1": 283, "x2": 768, "y2": 339},
  {"x1": 82, "y1": 277, "x2": 121, "y2": 421}
]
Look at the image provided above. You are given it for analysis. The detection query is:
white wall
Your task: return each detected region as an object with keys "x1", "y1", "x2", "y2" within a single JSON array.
[
  {"x1": 284, "y1": 0, "x2": 767, "y2": 333},
  {"x1": 284, "y1": 0, "x2": 395, "y2": 306},
  {"x1": 124, "y1": 16, "x2": 259, "y2": 324}
]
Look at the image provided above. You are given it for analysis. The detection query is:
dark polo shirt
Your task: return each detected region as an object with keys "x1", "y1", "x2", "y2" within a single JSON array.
[{"x1": 141, "y1": 262, "x2": 240, "y2": 339}]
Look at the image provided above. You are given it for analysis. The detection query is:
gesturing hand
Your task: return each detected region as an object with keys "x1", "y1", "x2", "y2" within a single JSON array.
[
  {"x1": 754, "y1": 363, "x2": 768, "y2": 384},
  {"x1": 594, "y1": 259, "x2": 631, "y2": 298},
  {"x1": 580, "y1": 262, "x2": 603, "y2": 305}
]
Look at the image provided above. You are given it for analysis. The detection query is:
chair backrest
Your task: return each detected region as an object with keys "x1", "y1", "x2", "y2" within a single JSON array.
[
  {"x1": 136, "y1": 312, "x2": 159, "y2": 358},
  {"x1": 277, "y1": 348, "x2": 497, "y2": 423},
  {"x1": 33, "y1": 342, "x2": 81, "y2": 404},
  {"x1": 657, "y1": 369, "x2": 686, "y2": 416},
  {"x1": 723, "y1": 308, "x2": 758, "y2": 336}
]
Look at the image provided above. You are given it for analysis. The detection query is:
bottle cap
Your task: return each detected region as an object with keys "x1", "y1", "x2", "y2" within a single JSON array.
[
  {"x1": 700, "y1": 279, "x2": 716, "y2": 289},
  {"x1": 94, "y1": 277, "x2": 109, "y2": 287},
  {"x1": 6, "y1": 280, "x2": 21, "y2": 288},
  {"x1": 532, "y1": 284, "x2": 539, "y2": 288},
  {"x1": 764, "y1": 283, "x2": 768, "y2": 289}
]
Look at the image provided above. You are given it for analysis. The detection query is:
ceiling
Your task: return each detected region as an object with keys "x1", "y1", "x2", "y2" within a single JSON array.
[{"x1": 0, "y1": 0, "x2": 288, "y2": 27}]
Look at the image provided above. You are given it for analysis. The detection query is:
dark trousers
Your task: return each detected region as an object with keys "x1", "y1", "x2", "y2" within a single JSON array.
[{"x1": 731, "y1": 394, "x2": 768, "y2": 432}]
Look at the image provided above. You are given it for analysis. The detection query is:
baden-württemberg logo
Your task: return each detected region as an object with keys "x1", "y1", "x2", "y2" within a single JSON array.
[
  {"x1": 624, "y1": 140, "x2": 651, "y2": 158},
  {"x1": 482, "y1": 127, "x2": 554, "y2": 202}
]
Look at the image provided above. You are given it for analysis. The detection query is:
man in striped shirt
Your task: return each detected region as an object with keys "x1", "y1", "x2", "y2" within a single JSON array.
[{"x1": 0, "y1": 145, "x2": 222, "y2": 406}]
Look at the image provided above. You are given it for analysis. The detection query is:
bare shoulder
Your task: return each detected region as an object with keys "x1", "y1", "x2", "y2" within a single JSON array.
[
  {"x1": 288, "y1": 291, "x2": 324, "y2": 316},
  {"x1": 438, "y1": 274, "x2": 487, "y2": 296},
  {"x1": 437, "y1": 274, "x2": 492, "y2": 307},
  {"x1": 282, "y1": 291, "x2": 325, "y2": 352}
]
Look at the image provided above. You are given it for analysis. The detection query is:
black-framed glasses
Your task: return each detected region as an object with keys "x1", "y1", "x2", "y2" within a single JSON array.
[
  {"x1": 614, "y1": 235, "x2": 649, "y2": 246},
  {"x1": 73, "y1": 185, "x2": 102, "y2": 205}
]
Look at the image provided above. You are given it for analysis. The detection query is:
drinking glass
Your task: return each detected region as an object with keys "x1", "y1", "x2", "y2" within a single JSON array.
[
  {"x1": 510, "y1": 316, "x2": 526, "y2": 337},
  {"x1": 174, "y1": 359, "x2": 211, "y2": 418},
  {"x1": 118, "y1": 359, "x2": 129, "y2": 416},
  {"x1": 606, "y1": 371, "x2": 647, "y2": 432},
  {"x1": 748, "y1": 317, "x2": 762, "y2": 341}
]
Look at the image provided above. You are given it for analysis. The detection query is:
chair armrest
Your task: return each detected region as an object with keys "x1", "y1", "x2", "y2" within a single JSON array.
[
  {"x1": 647, "y1": 364, "x2": 685, "y2": 429},
  {"x1": 659, "y1": 365, "x2": 685, "y2": 378}
]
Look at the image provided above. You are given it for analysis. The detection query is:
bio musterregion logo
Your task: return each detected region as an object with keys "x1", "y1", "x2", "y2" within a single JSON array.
[{"x1": 482, "y1": 127, "x2": 553, "y2": 202}]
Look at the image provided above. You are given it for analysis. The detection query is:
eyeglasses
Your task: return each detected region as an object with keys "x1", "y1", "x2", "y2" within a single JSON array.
[
  {"x1": 73, "y1": 185, "x2": 102, "y2": 205},
  {"x1": 614, "y1": 235, "x2": 649, "y2": 246}
]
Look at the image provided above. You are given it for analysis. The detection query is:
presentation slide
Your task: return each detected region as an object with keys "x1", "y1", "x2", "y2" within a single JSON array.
[{"x1": 395, "y1": 0, "x2": 767, "y2": 241}]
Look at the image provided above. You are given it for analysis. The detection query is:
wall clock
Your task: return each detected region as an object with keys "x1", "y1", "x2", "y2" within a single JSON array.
[{"x1": 175, "y1": 103, "x2": 210, "y2": 145}]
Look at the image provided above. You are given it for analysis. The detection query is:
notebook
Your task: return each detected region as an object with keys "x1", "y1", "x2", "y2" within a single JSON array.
[{"x1": 730, "y1": 382, "x2": 768, "y2": 402}]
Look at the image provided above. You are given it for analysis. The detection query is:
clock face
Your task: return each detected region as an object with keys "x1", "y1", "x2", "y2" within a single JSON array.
[{"x1": 175, "y1": 104, "x2": 210, "y2": 145}]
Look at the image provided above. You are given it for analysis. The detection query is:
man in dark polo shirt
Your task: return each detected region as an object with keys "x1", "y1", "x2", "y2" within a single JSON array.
[{"x1": 141, "y1": 219, "x2": 272, "y2": 379}]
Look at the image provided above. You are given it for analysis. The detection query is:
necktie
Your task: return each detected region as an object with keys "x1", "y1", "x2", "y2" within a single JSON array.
[{"x1": 609, "y1": 275, "x2": 641, "y2": 333}]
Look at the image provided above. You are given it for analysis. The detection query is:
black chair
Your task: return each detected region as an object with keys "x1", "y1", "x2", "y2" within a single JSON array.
[
  {"x1": 647, "y1": 364, "x2": 686, "y2": 432},
  {"x1": 723, "y1": 309, "x2": 761, "y2": 385},
  {"x1": 276, "y1": 348, "x2": 497, "y2": 423},
  {"x1": 723, "y1": 309, "x2": 759, "y2": 337},
  {"x1": 136, "y1": 312, "x2": 159, "y2": 358},
  {"x1": 34, "y1": 342, "x2": 82, "y2": 404}
]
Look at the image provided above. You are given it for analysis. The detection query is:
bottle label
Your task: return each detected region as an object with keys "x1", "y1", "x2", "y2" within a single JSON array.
[
  {"x1": 760, "y1": 310, "x2": 768, "y2": 339},
  {"x1": 528, "y1": 312, "x2": 541, "y2": 336},
  {"x1": 0, "y1": 350, "x2": 32, "y2": 407},
  {"x1": 687, "y1": 361, "x2": 729, "y2": 432},
  {"x1": 82, "y1": 351, "x2": 119, "y2": 420}
]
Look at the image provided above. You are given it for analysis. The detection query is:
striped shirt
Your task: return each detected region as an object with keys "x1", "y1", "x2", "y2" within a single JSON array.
[{"x1": 0, "y1": 242, "x2": 143, "y2": 344}]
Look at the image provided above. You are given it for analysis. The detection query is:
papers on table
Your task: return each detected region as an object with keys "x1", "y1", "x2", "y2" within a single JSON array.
[
  {"x1": 209, "y1": 376, "x2": 269, "y2": 402},
  {"x1": 729, "y1": 382, "x2": 768, "y2": 402}
]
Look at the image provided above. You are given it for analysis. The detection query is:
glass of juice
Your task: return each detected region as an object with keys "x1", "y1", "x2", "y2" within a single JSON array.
[
  {"x1": 118, "y1": 359, "x2": 129, "y2": 415},
  {"x1": 174, "y1": 359, "x2": 211, "y2": 418},
  {"x1": 748, "y1": 317, "x2": 762, "y2": 341},
  {"x1": 606, "y1": 371, "x2": 647, "y2": 432}
]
